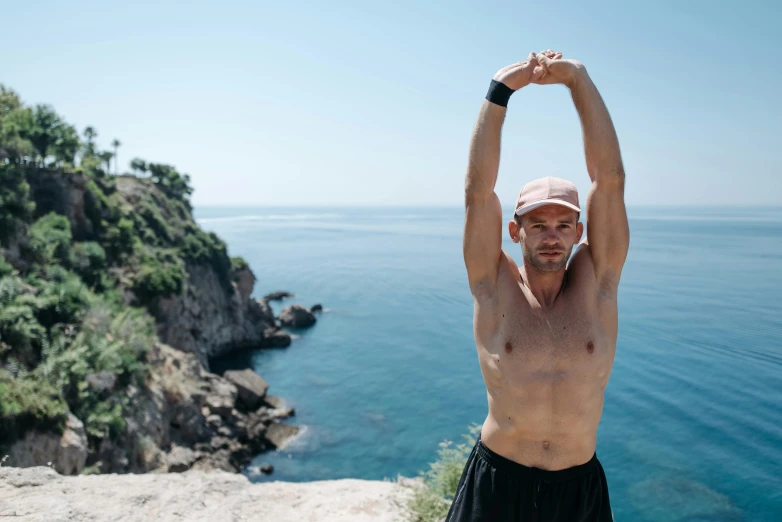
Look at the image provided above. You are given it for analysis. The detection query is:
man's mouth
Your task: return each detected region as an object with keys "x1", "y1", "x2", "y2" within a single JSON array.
[{"x1": 539, "y1": 251, "x2": 562, "y2": 259}]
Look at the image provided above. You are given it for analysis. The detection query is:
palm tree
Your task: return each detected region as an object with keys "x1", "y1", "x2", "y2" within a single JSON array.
[
  {"x1": 111, "y1": 139, "x2": 121, "y2": 175},
  {"x1": 84, "y1": 126, "x2": 96, "y2": 145}
]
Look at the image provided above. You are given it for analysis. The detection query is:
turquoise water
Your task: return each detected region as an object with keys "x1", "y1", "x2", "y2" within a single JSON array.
[{"x1": 197, "y1": 206, "x2": 782, "y2": 522}]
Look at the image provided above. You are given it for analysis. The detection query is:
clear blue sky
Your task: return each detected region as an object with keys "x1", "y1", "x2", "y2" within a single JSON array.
[{"x1": 3, "y1": 0, "x2": 780, "y2": 207}]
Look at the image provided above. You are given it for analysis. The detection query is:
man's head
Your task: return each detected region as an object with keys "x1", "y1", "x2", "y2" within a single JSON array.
[{"x1": 509, "y1": 177, "x2": 584, "y2": 272}]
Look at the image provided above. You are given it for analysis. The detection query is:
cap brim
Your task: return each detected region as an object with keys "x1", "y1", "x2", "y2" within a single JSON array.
[{"x1": 514, "y1": 199, "x2": 581, "y2": 216}]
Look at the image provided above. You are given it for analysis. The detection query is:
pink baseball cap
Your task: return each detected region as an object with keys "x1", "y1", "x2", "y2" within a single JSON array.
[{"x1": 514, "y1": 176, "x2": 581, "y2": 217}]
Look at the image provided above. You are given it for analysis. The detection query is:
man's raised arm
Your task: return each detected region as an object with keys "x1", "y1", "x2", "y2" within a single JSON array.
[
  {"x1": 463, "y1": 53, "x2": 542, "y2": 298},
  {"x1": 535, "y1": 51, "x2": 630, "y2": 289}
]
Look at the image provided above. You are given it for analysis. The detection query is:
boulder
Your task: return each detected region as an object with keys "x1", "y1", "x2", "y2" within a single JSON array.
[
  {"x1": 260, "y1": 464, "x2": 274, "y2": 474},
  {"x1": 260, "y1": 328, "x2": 291, "y2": 348},
  {"x1": 224, "y1": 369, "x2": 269, "y2": 409},
  {"x1": 264, "y1": 422, "x2": 300, "y2": 448},
  {"x1": 203, "y1": 377, "x2": 238, "y2": 419},
  {"x1": 310, "y1": 304, "x2": 323, "y2": 313},
  {"x1": 167, "y1": 446, "x2": 197, "y2": 473},
  {"x1": 263, "y1": 291, "x2": 294, "y2": 301},
  {"x1": 278, "y1": 305, "x2": 316, "y2": 328}
]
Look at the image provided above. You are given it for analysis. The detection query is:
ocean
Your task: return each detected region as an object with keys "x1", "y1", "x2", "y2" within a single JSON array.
[{"x1": 196, "y1": 205, "x2": 782, "y2": 522}]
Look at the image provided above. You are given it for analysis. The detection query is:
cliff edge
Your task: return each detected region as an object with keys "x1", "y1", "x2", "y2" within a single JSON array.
[{"x1": 0, "y1": 466, "x2": 416, "y2": 522}]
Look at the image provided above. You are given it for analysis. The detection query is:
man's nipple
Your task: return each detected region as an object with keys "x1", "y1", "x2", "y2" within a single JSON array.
[
  {"x1": 505, "y1": 342, "x2": 513, "y2": 354},
  {"x1": 586, "y1": 341, "x2": 595, "y2": 354}
]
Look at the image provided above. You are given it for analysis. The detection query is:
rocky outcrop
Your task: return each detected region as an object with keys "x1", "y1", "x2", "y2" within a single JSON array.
[
  {"x1": 264, "y1": 291, "x2": 294, "y2": 301},
  {"x1": 156, "y1": 263, "x2": 289, "y2": 367},
  {"x1": 77, "y1": 343, "x2": 302, "y2": 475},
  {"x1": 5, "y1": 413, "x2": 88, "y2": 476},
  {"x1": 311, "y1": 303, "x2": 323, "y2": 313},
  {"x1": 0, "y1": 466, "x2": 414, "y2": 522},
  {"x1": 278, "y1": 304, "x2": 317, "y2": 328},
  {"x1": 6, "y1": 343, "x2": 302, "y2": 476}
]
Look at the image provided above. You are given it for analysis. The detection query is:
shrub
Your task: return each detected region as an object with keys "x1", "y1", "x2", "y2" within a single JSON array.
[
  {"x1": 231, "y1": 256, "x2": 249, "y2": 272},
  {"x1": 131, "y1": 249, "x2": 186, "y2": 306},
  {"x1": 39, "y1": 303, "x2": 153, "y2": 440},
  {"x1": 102, "y1": 217, "x2": 135, "y2": 262},
  {"x1": 0, "y1": 369, "x2": 68, "y2": 445},
  {"x1": 0, "y1": 255, "x2": 14, "y2": 277},
  {"x1": 178, "y1": 229, "x2": 232, "y2": 291},
  {"x1": 28, "y1": 212, "x2": 71, "y2": 265},
  {"x1": 34, "y1": 266, "x2": 91, "y2": 329},
  {"x1": 0, "y1": 274, "x2": 47, "y2": 368},
  {"x1": 69, "y1": 242, "x2": 106, "y2": 288},
  {"x1": 0, "y1": 164, "x2": 35, "y2": 243},
  {"x1": 403, "y1": 423, "x2": 482, "y2": 522}
]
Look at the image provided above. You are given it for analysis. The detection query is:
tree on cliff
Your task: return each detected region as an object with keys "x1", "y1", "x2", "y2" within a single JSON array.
[
  {"x1": 111, "y1": 139, "x2": 121, "y2": 175},
  {"x1": 83, "y1": 126, "x2": 97, "y2": 158},
  {"x1": 0, "y1": 87, "x2": 80, "y2": 167}
]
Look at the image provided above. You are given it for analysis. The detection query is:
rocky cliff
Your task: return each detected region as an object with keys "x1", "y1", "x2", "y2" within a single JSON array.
[
  {"x1": 22, "y1": 170, "x2": 291, "y2": 367},
  {"x1": 1, "y1": 165, "x2": 299, "y2": 476}
]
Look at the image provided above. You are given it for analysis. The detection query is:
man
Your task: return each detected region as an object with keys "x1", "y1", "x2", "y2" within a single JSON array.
[{"x1": 448, "y1": 50, "x2": 629, "y2": 521}]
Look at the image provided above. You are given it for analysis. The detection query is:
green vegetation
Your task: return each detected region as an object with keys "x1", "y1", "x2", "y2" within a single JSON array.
[
  {"x1": 0, "y1": 84, "x2": 241, "y2": 458},
  {"x1": 402, "y1": 423, "x2": 481, "y2": 522}
]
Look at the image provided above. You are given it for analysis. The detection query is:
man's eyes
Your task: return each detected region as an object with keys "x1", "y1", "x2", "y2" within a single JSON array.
[{"x1": 533, "y1": 224, "x2": 570, "y2": 228}]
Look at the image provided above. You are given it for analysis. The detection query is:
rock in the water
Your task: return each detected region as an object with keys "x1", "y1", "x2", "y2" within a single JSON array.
[
  {"x1": 167, "y1": 446, "x2": 197, "y2": 473},
  {"x1": 260, "y1": 464, "x2": 274, "y2": 474},
  {"x1": 310, "y1": 304, "x2": 323, "y2": 313},
  {"x1": 268, "y1": 407, "x2": 295, "y2": 420},
  {"x1": 263, "y1": 291, "x2": 294, "y2": 301},
  {"x1": 264, "y1": 422, "x2": 300, "y2": 448},
  {"x1": 278, "y1": 304, "x2": 316, "y2": 328},
  {"x1": 224, "y1": 369, "x2": 269, "y2": 410},
  {"x1": 260, "y1": 328, "x2": 291, "y2": 348}
]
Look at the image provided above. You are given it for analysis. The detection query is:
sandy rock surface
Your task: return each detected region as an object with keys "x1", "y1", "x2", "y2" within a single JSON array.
[{"x1": 0, "y1": 467, "x2": 415, "y2": 522}]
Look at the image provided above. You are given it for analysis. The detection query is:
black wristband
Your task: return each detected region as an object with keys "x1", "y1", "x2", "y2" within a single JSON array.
[{"x1": 486, "y1": 79, "x2": 515, "y2": 107}]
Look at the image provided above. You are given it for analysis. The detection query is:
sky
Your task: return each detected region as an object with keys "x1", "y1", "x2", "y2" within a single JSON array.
[{"x1": 2, "y1": 0, "x2": 781, "y2": 208}]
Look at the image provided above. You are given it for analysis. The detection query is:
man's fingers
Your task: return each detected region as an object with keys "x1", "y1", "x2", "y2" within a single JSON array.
[{"x1": 536, "y1": 53, "x2": 552, "y2": 72}]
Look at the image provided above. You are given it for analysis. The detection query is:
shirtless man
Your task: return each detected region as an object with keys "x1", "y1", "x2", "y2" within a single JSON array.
[{"x1": 446, "y1": 50, "x2": 629, "y2": 521}]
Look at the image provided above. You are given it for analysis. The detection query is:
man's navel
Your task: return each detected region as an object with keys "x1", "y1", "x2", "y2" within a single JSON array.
[
  {"x1": 505, "y1": 342, "x2": 513, "y2": 354},
  {"x1": 586, "y1": 341, "x2": 595, "y2": 354}
]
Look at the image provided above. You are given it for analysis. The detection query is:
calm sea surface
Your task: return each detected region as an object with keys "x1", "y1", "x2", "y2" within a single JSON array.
[{"x1": 197, "y1": 205, "x2": 782, "y2": 522}]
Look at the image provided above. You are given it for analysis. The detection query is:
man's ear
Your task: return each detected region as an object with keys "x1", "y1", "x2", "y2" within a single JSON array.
[
  {"x1": 509, "y1": 219, "x2": 520, "y2": 243},
  {"x1": 576, "y1": 221, "x2": 585, "y2": 244}
]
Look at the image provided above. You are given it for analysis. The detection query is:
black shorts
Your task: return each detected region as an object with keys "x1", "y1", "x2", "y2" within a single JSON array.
[{"x1": 445, "y1": 434, "x2": 613, "y2": 522}]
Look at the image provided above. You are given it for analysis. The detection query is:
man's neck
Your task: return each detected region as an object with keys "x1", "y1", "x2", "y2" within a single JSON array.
[{"x1": 519, "y1": 263, "x2": 567, "y2": 309}]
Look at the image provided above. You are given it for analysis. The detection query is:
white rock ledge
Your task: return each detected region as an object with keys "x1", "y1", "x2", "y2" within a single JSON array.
[{"x1": 0, "y1": 466, "x2": 416, "y2": 522}]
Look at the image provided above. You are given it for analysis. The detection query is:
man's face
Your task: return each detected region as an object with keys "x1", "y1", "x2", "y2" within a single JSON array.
[{"x1": 510, "y1": 205, "x2": 583, "y2": 272}]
